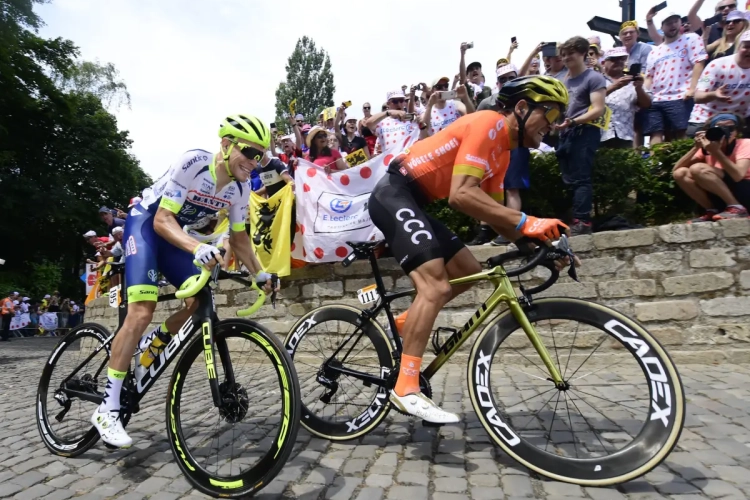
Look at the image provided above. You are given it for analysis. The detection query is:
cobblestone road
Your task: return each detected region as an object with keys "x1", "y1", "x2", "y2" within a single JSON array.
[{"x1": 2, "y1": 338, "x2": 750, "y2": 499}]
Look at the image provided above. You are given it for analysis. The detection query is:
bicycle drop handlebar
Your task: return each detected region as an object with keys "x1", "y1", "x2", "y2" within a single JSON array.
[{"x1": 174, "y1": 260, "x2": 277, "y2": 315}]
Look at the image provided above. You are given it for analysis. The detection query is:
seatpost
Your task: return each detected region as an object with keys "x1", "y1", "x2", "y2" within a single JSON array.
[{"x1": 369, "y1": 252, "x2": 388, "y2": 295}]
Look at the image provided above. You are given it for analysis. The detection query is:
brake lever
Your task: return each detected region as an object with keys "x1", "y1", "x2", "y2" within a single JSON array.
[{"x1": 270, "y1": 274, "x2": 279, "y2": 309}]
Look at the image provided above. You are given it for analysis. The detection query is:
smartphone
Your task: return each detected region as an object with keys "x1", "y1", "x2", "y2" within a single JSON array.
[
  {"x1": 466, "y1": 42, "x2": 474, "y2": 49},
  {"x1": 541, "y1": 42, "x2": 558, "y2": 58},
  {"x1": 342, "y1": 101, "x2": 352, "y2": 108},
  {"x1": 704, "y1": 13, "x2": 723, "y2": 26},
  {"x1": 653, "y1": 1, "x2": 667, "y2": 13},
  {"x1": 511, "y1": 36, "x2": 517, "y2": 43},
  {"x1": 403, "y1": 113, "x2": 415, "y2": 121},
  {"x1": 705, "y1": 127, "x2": 725, "y2": 142},
  {"x1": 628, "y1": 63, "x2": 642, "y2": 75},
  {"x1": 270, "y1": 122, "x2": 277, "y2": 129},
  {"x1": 438, "y1": 90, "x2": 458, "y2": 100}
]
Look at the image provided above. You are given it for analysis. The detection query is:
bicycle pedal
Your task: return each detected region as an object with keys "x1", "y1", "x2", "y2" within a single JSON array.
[{"x1": 422, "y1": 420, "x2": 445, "y2": 428}]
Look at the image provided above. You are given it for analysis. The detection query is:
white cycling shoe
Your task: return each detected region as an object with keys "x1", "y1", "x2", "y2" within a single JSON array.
[
  {"x1": 91, "y1": 408, "x2": 132, "y2": 448},
  {"x1": 389, "y1": 390, "x2": 460, "y2": 424}
]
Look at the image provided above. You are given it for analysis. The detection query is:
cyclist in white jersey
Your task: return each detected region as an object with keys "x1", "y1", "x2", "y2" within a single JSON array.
[{"x1": 91, "y1": 114, "x2": 274, "y2": 448}]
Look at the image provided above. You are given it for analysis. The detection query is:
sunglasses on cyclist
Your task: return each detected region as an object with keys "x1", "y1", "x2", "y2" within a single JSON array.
[
  {"x1": 231, "y1": 140, "x2": 264, "y2": 161},
  {"x1": 529, "y1": 103, "x2": 562, "y2": 124}
]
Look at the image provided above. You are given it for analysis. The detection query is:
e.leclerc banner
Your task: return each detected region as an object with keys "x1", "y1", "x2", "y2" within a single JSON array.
[{"x1": 293, "y1": 153, "x2": 406, "y2": 263}]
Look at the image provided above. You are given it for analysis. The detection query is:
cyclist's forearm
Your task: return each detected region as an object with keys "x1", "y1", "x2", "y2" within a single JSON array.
[
  {"x1": 449, "y1": 186, "x2": 523, "y2": 236},
  {"x1": 154, "y1": 208, "x2": 202, "y2": 254},
  {"x1": 229, "y1": 230, "x2": 263, "y2": 274}
]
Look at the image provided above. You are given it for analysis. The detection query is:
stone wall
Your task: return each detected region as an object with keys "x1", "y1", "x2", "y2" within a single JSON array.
[{"x1": 86, "y1": 220, "x2": 750, "y2": 363}]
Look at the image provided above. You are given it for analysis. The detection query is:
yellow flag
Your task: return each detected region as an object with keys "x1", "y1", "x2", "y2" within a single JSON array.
[
  {"x1": 345, "y1": 148, "x2": 368, "y2": 168},
  {"x1": 587, "y1": 105, "x2": 612, "y2": 130},
  {"x1": 289, "y1": 99, "x2": 297, "y2": 116},
  {"x1": 249, "y1": 184, "x2": 294, "y2": 276}
]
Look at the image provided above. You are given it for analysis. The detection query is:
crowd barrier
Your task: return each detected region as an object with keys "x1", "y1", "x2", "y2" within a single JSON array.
[{"x1": 9, "y1": 311, "x2": 84, "y2": 337}]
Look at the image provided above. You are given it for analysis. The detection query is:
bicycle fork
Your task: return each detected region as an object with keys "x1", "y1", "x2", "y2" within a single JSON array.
[{"x1": 507, "y1": 299, "x2": 565, "y2": 387}]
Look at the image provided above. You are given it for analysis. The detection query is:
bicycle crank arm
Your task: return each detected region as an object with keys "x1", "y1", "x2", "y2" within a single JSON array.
[
  {"x1": 60, "y1": 385, "x2": 104, "y2": 405},
  {"x1": 324, "y1": 364, "x2": 387, "y2": 388}
]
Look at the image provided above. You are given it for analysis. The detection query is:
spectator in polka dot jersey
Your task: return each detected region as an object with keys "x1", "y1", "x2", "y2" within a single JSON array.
[
  {"x1": 420, "y1": 76, "x2": 473, "y2": 138},
  {"x1": 644, "y1": 12, "x2": 708, "y2": 145},
  {"x1": 362, "y1": 90, "x2": 418, "y2": 155},
  {"x1": 689, "y1": 30, "x2": 750, "y2": 137}
]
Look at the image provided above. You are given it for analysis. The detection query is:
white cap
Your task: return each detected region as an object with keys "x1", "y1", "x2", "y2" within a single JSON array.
[
  {"x1": 344, "y1": 114, "x2": 359, "y2": 123},
  {"x1": 112, "y1": 226, "x2": 124, "y2": 234},
  {"x1": 741, "y1": 31, "x2": 750, "y2": 44},
  {"x1": 496, "y1": 64, "x2": 519, "y2": 78},
  {"x1": 83, "y1": 230, "x2": 96, "y2": 238},
  {"x1": 128, "y1": 196, "x2": 142, "y2": 208},
  {"x1": 13, "y1": 300, "x2": 18, "y2": 305},
  {"x1": 588, "y1": 35, "x2": 602, "y2": 46},
  {"x1": 70, "y1": 301, "x2": 75, "y2": 305},
  {"x1": 12, "y1": 291, "x2": 18, "y2": 295},
  {"x1": 281, "y1": 134, "x2": 296, "y2": 144},
  {"x1": 386, "y1": 90, "x2": 406, "y2": 101},
  {"x1": 44, "y1": 294, "x2": 51, "y2": 299},
  {"x1": 726, "y1": 10, "x2": 745, "y2": 22},
  {"x1": 661, "y1": 12, "x2": 681, "y2": 24},
  {"x1": 295, "y1": 113, "x2": 304, "y2": 120},
  {"x1": 604, "y1": 46, "x2": 629, "y2": 59},
  {"x1": 22, "y1": 297, "x2": 29, "y2": 301}
]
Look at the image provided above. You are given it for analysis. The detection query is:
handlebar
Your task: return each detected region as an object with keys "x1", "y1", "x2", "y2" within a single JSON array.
[
  {"x1": 175, "y1": 261, "x2": 213, "y2": 299},
  {"x1": 237, "y1": 280, "x2": 267, "y2": 317},
  {"x1": 486, "y1": 236, "x2": 578, "y2": 296}
]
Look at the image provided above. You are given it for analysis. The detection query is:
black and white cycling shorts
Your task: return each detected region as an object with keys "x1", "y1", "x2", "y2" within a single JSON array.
[{"x1": 368, "y1": 161, "x2": 465, "y2": 275}]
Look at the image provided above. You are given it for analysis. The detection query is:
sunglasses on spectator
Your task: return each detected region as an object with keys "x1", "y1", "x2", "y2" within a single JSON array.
[
  {"x1": 720, "y1": 3, "x2": 737, "y2": 10},
  {"x1": 727, "y1": 18, "x2": 744, "y2": 24},
  {"x1": 363, "y1": 106, "x2": 371, "y2": 110},
  {"x1": 231, "y1": 140, "x2": 264, "y2": 161},
  {"x1": 389, "y1": 98, "x2": 406, "y2": 104},
  {"x1": 433, "y1": 83, "x2": 449, "y2": 91},
  {"x1": 497, "y1": 75, "x2": 517, "y2": 84}
]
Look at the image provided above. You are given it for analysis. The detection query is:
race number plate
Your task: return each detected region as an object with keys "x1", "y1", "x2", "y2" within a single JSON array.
[
  {"x1": 357, "y1": 284, "x2": 379, "y2": 305},
  {"x1": 108, "y1": 284, "x2": 121, "y2": 308}
]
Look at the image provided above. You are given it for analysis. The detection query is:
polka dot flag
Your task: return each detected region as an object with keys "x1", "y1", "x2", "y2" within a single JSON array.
[{"x1": 291, "y1": 154, "x2": 395, "y2": 263}]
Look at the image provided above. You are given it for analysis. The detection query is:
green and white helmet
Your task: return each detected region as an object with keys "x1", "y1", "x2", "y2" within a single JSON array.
[{"x1": 218, "y1": 114, "x2": 271, "y2": 149}]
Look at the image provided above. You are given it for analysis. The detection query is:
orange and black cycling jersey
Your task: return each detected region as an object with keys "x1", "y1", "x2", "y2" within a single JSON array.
[{"x1": 395, "y1": 110, "x2": 513, "y2": 203}]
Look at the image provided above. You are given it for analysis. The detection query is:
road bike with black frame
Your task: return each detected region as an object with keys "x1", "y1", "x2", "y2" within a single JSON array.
[
  {"x1": 284, "y1": 236, "x2": 685, "y2": 486},
  {"x1": 36, "y1": 261, "x2": 301, "y2": 498}
]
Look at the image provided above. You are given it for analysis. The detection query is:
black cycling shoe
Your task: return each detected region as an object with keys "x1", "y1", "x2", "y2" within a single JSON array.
[
  {"x1": 468, "y1": 225, "x2": 495, "y2": 246},
  {"x1": 490, "y1": 235, "x2": 510, "y2": 246}
]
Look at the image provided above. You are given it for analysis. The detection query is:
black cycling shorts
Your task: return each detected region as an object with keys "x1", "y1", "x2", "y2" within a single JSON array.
[{"x1": 369, "y1": 162, "x2": 465, "y2": 275}]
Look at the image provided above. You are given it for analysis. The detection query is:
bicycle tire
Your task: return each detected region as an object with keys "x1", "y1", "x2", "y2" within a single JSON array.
[
  {"x1": 166, "y1": 318, "x2": 301, "y2": 499},
  {"x1": 467, "y1": 298, "x2": 685, "y2": 486},
  {"x1": 284, "y1": 305, "x2": 394, "y2": 441},
  {"x1": 37, "y1": 322, "x2": 114, "y2": 457}
]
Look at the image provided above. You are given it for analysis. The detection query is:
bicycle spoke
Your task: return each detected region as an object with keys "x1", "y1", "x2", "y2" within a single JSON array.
[
  {"x1": 565, "y1": 391, "x2": 614, "y2": 455},
  {"x1": 547, "y1": 321, "x2": 563, "y2": 383},
  {"x1": 518, "y1": 389, "x2": 561, "y2": 432},
  {"x1": 563, "y1": 393, "x2": 580, "y2": 459},
  {"x1": 502, "y1": 386, "x2": 558, "y2": 409},
  {"x1": 568, "y1": 387, "x2": 647, "y2": 414},
  {"x1": 564, "y1": 334, "x2": 609, "y2": 382},
  {"x1": 562, "y1": 321, "x2": 581, "y2": 380},
  {"x1": 544, "y1": 392, "x2": 563, "y2": 452}
]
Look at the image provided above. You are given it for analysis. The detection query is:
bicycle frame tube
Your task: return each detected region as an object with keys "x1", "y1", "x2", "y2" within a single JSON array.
[{"x1": 392, "y1": 266, "x2": 564, "y2": 385}]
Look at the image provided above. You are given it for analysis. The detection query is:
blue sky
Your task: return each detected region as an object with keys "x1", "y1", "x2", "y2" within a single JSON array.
[{"x1": 37, "y1": 0, "x2": 719, "y2": 178}]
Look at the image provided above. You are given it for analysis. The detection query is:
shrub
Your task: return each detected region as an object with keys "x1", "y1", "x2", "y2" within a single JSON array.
[{"x1": 429, "y1": 140, "x2": 700, "y2": 240}]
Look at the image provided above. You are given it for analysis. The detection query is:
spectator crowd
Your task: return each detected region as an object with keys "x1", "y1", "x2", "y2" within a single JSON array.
[
  {"x1": 1, "y1": 290, "x2": 83, "y2": 341},
  {"x1": 7, "y1": 1, "x2": 750, "y2": 325}
]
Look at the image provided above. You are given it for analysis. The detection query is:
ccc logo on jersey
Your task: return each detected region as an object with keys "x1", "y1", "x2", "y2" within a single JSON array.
[{"x1": 396, "y1": 208, "x2": 432, "y2": 245}]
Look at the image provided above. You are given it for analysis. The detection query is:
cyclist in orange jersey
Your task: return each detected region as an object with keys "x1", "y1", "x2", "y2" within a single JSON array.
[{"x1": 368, "y1": 76, "x2": 572, "y2": 423}]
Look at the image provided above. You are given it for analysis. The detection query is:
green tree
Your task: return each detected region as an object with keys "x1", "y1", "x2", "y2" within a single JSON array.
[
  {"x1": 0, "y1": 0, "x2": 150, "y2": 300},
  {"x1": 274, "y1": 36, "x2": 335, "y2": 129},
  {"x1": 53, "y1": 60, "x2": 132, "y2": 111}
]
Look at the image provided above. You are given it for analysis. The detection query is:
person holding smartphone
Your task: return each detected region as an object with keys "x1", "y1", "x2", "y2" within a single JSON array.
[
  {"x1": 362, "y1": 90, "x2": 419, "y2": 155},
  {"x1": 601, "y1": 47, "x2": 652, "y2": 149},
  {"x1": 673, "y1": 113, "x2": 750, "y2": 220},
  {"x1": 420, "y1": 76, "x2": 473, "y2": 137}
]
